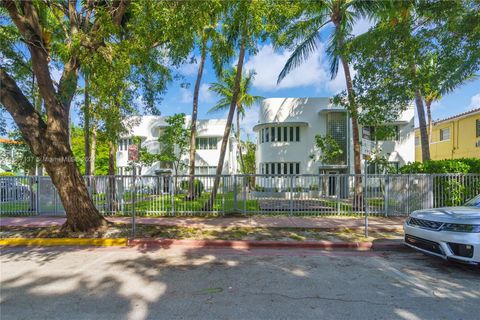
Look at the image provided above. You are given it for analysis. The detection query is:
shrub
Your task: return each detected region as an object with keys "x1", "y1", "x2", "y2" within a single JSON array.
[
  {"x1": 399, "y1": 158, "x2": 480, "y2": 174},
  {"x1": 309, "y1": 184, "x2": 319, "y2": 191},
  {"x1": 254, "y1": 185, "x2": 265, "y2": 192},
  {"x1": 180, "y1": 179, "x2": 204, "y2": 196},
  {"x1": 0, "y1": 172, "x2": 15, "y2": 176},
  {"x1": 399, "y1": 158, "x2": 480, "y2": 206}
]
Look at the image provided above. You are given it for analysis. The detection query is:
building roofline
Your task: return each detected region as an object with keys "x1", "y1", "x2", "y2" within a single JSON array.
[{"x1": 415, "y1": 108, "x2": 480, "y2": 129}]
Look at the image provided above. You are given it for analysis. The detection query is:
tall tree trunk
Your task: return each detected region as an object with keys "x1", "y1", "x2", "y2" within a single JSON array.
[
  {"x1": 84, "y1": 73, "x2": 91, "y2": 176},
  {"x1": 89, "y1": 122, "x2": 97, "y2": 193},
  {"x1": 107, "y1": 141, "x2": 118, "y2": 213},
  {"x1": 415, "y1": 89, "x2": 430, "y2": 161},
  {"x1": 187, "y1": 40, "x2": 207, "y2": 200},
  {"x1": 1, "y1": 68, "x2": 106, "y2": 231},
  {"x1": 426, "y1": 98, "x2": 433, "y2": 144},
  {"x1": 236, "y1": 109, "x2": 245, "y2": 173},
  {"x1": 340, "y1": 56, "x2": 363, "y2": 208},
  {"x1": 90, "y1": 122, "x2": 97, "y2": 175},
  {"x1": 203, "y1": 35, "x2": 246, "y2": 211}
]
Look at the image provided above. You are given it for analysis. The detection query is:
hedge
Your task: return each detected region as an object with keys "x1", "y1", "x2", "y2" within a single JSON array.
[
  {"x1": 399, "y1": 158, "x2": 480, "y2": 174},
  {"x1": 399, "y1": 159, "x2": 480, "y2": 206}
]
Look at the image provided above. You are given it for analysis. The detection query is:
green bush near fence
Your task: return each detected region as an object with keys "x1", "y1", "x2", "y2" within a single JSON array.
[
  {"x1": 400, "y1": 158, "x2": 480, "y2": 206},
  {"x1": 179, "y1": 179, "x2": 204, "y2": 197},
  {"x1": 399, "y1": 158, "x2": 480, "y2": 174}
]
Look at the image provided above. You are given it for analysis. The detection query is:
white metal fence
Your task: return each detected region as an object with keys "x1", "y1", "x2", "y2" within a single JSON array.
[{"x1": 1, "y1": 174, "x2": 479, "y2": 217}]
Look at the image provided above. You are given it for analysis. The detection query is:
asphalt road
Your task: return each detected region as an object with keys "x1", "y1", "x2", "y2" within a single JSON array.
[{"x1": 1, "y1": 245, "x2": 479, "y2": 320}]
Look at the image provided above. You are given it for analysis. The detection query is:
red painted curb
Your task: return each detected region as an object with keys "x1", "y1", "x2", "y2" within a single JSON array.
[{"x1": 128, "y1": 238, "x2": 404, "y2": 251}]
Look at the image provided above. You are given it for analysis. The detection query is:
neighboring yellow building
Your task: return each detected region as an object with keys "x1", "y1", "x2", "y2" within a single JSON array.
[{"x1": 415, "y1": 108, "x2": 480, "y2": 162}]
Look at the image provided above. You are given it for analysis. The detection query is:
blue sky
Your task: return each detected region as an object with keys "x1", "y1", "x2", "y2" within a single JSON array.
[
  {"x1": 145, "y1": 18, "x2": 480, "y2": 140},
  {"x1": 3, "y1": 19, "x2": 479, "y2": 140}
]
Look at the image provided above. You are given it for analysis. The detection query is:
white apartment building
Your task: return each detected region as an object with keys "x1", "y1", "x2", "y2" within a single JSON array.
[
  {"x1": 254, "y1": 97, "x2": 415, "y2": 175},
  {"x1": 116, "y1": 115, "x2": 238, "y2": 175}
]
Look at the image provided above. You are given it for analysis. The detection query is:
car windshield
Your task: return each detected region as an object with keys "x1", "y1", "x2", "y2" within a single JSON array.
[{"x1": 464, "y1": 195, "x2": 480, "y2": 208}]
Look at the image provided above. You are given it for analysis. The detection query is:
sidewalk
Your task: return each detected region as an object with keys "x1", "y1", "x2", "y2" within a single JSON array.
[{"x1": 0, "y1": 216, "x2": 405, "y2": 231}]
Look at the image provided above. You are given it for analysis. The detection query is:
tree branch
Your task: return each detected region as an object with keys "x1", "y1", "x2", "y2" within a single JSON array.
[{"x1": 0, "y1": 67, "x2": 47, "y2": 157}]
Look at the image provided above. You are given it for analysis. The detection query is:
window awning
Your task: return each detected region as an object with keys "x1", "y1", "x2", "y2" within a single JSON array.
[
  {"x1": 253, "y1": 121, "x2": 308, "y2": 132},
  {"x1": 318, "y1": 108, "x2": 347, "y2": 114}
]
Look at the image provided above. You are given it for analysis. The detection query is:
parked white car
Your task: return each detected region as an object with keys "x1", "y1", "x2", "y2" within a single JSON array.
[{"x1": 404, "y1": 194, "x2": 480, "y2": 265}]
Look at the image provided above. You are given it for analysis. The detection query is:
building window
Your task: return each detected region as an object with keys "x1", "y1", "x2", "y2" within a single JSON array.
[
  {"x1": 415, "y1": 136, "x2": 420, "y2": 146},
  {"x1": 261, "y1": 129, "x2": 264, "y2": 143},
  {"x1": 266, "y1": 128, "x2": 269, "y2": 142},
  {"x1": 440, "y1": 128, "x2": 450, "y2": 141},
  {"x1": 271, "y1": 127, "x2": 276, "y2": 142},
  {"x1": 118, "y1": 138, "x2": 132, "y2": 151},
  {"x1": 289, "y1": 127, "x2": 294, "y2": 142},
  {"x1": 283, "y1": 127, "x2": 288, "y2": 142},
  {"x1": 195, "y1": 166, "x2": 216, "y2": 174},
  {"x1": 260, "y1": 162, "x2": 301, "y2": 175},
  {"x1": 196, "y1": 137, "x2": 218, "y2": 149},
  {"x1": 296, "y1": 127, "x2": 300, "y2": 141},
  {"x1": 363, "y1": 125, "x2": 399, "y2": 141},
  {"x1": 277, "y1": 127, "x2": 282, "y2": 141},
  {"x1": 476, "y1": 119, "x2": 480, "y2": 137}
]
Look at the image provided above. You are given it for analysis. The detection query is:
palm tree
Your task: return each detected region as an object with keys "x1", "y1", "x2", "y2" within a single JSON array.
[
  {"x1": 208, "y1": 68, "x2": 263, "y2": 172},
  {"x1": 187, "y1": 3, "x2": 232, "y2": 200},
  {"x1": 277, "y1": 0, "x2": 382, "y2": 204},
  {"x1": 422, "y1": 54, "x2": 478, "y2": 142}
]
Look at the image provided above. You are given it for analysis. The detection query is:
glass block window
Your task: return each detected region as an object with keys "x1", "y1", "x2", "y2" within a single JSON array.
[{"x1": 327, "y1": 113, "x2": 347, "y2": 164}]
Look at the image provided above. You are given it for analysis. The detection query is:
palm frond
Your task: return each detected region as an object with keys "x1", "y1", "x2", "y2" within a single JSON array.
[{"x1": 277, "y1": 31, "x2": 321, "y2": 84}]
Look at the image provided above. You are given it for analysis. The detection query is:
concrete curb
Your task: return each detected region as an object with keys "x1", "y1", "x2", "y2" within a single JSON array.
[
  {"x1": 128, "y1": 238, "x2": 405, "y2": 251},
  {"x1": 0, "y1": 237, "x2": 404, "y2": 251},
  {"x1": 0, "y1": 238, "x2": 128, "y2": 247}
]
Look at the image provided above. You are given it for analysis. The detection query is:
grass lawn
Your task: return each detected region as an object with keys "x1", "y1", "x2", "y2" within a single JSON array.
[{"x1": 0, "y1": 224, "x2": 402, "y2": 242}]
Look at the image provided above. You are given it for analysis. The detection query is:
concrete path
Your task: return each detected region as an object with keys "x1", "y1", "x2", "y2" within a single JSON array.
[
  {"x1": 0, "y1": 216, "x2": 405, "y2": 230},
  {"x1": 1, "y1": 246, "x2": 478, "y2": 320}
]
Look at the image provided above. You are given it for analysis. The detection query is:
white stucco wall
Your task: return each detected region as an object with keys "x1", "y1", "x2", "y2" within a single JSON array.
[
  {"x1": 116, "y1": 116, "x2": 238, "y2": 175},
  {"x1": 254, "y1": 97, "x2": 415, "y2": 174}
]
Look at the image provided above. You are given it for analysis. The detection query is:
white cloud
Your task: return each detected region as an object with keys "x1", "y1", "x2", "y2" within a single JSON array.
[
  {"x1": 244, "y1": 44, "x2": 328, "y2": 91},
  {"x1": 180, "y1": 87, "x2": 192, "y2": 103},
  {"x1": 199, "y1": 83, "x2": 215, "y2": 103},
  {"x1": 468, "y1": 93, "x2": 480, "y2": 110},
  {"x1": 179, "y1": 58, "x2": 201, "y2": 76},
  {"x1": 351, "y1": 17, "x2": 374, "y2": 36},
  {"x1": 240, "y1": 106, "x2": 259, "y2": 140},
  {"x1": 244, "y1": 44, "x2": 348, "y2": 94}
]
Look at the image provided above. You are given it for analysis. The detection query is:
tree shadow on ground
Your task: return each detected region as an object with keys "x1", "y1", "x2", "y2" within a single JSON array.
[{"x1": 1, "y1": 243, "x2": 479, "y2": 320}]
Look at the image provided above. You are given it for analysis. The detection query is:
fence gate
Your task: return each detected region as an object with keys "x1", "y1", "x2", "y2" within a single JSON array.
[{"x1": 38, "y1": 176, "x2": 65, "y2": 215}]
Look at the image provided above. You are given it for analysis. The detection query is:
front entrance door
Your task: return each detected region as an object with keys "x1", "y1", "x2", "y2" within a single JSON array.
[{"x1": 326, "y1": 170, "x2": 338, "y2": 196}]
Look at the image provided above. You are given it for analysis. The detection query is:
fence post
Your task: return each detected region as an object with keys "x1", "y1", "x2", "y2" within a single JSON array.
[
  {"x1": 364, "y1": 166, "x2": 369, "y2": 238},
  {"x1": 132, "y1": 169, "x2": 136, "y2": 239},
  {"x1": 406, "y1": 174, "x2": 410, "y2": 214},
  {"x1": 35, "y1": 175, "x2": 40, "y2": 216},
  {"x1": 289, "y1": 175, "x2": 294, "y2": 216},
  {"x1": 222, "y1": 176, "x2": 225, "y2": 216},
  {"x1": 336, "y1": 175, "x2": 340, "y2": 215},
  {"x1": 170, "y1": 175, "x2": 174, "y2": 216},
  {"x1": 243, "y1": 175, "x2": 247, "y2": 215},
  {"x1": 384, "y1": 175, "x2": 389, "y2": 217},
  {"x1": 233, "y1": 175, "x2": 237, "y2": 213}
]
